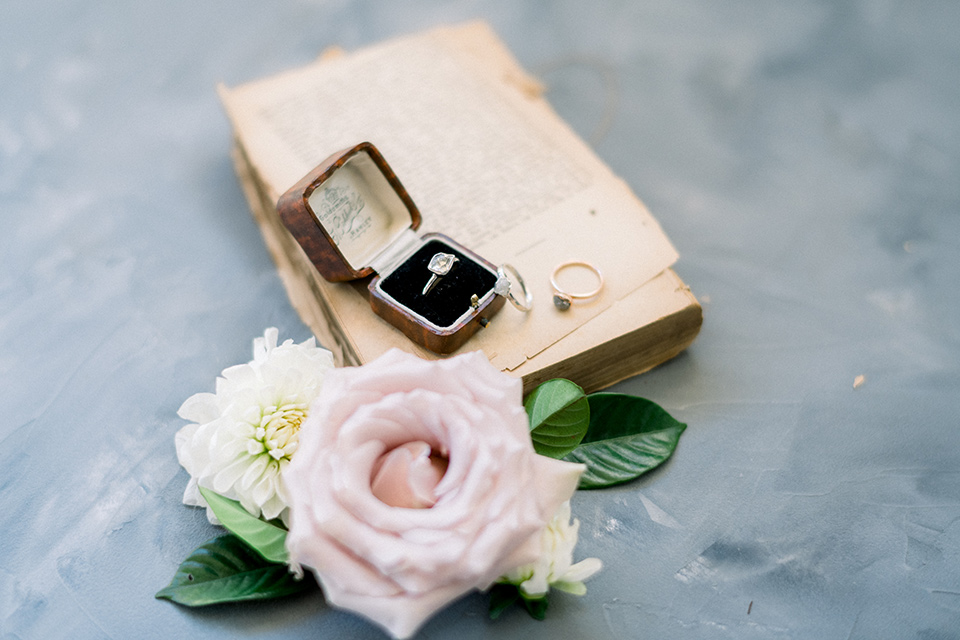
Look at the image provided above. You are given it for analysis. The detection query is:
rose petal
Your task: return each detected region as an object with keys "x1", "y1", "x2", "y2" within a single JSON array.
[
  {"x1": 371, "y1": 441, "x2": 447, "y2": 509},
  {"x1": 284, "y1": 349, "x2": 586, "y2": 639}
]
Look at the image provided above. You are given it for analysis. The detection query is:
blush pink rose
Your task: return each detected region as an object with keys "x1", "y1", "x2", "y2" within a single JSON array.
[{"x1": 283, "y1": 349, "x2": 584, "y2": 639}]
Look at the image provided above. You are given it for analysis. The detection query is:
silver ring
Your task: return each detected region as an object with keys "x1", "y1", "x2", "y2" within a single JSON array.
[
  {"x1": 550, "y1": 261, "x2": 603, "y2": 310},
  {"x1": 422, "y1": 252, "x2": 458, "y2": 295},
  {"x1": 495, "y1": 264, "x2": 533, "y2": 312}
]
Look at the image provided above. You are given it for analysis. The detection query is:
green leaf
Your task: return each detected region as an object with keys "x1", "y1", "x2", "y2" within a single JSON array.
[
  {"x1": 524, "y1": 379, "x2": 590, "y2": 459},
  {"x1": 155, "y1": 535, "x2": 312, "y2": 606},
  {"x1": 521, "y1": 595, "x2": 548, "y2": 620},
  {"x1": 565, "y1": 394, "x2": 686, "y2": 489},
  {"x1": 199, "y1": 486, "x2": 289, "y2": 563},
  {"x1": 488, "y1": 584, "x2": 521, "y2": 620},
  {"x1": 488, "y1": 584, "x2": 548, "y2": 621}
]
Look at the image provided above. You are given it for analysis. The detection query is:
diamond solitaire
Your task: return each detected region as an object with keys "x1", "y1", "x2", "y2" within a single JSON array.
[{"x1": 422, "y1": 252, "x2": 459, "y2": 295}]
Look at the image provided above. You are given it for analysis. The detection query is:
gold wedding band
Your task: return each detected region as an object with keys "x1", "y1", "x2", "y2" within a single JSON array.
[{"x1": 550, "y1": 261, "x2": 603, "y2": 310}]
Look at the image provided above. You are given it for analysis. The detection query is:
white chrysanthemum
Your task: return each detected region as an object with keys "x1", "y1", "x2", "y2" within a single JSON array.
[
  {"x1": 174, "y1": 327, "x2": 334, "y2": 525},
  {"x1": 499, "y1": 501, "x2": 602, "y2": 598}
]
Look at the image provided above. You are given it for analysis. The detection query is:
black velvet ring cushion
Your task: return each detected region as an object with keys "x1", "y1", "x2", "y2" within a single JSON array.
[{"x1": 378, "y1": 238, "x2": 498, "y2": 329}]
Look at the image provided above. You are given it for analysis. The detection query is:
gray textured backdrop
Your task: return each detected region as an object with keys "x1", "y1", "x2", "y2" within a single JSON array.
[{"x1": 2, "y1": 1, "x2": 959, "y2": 639}]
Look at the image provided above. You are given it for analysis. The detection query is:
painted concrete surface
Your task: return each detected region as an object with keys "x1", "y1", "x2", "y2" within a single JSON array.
[{"x1": 2, "y1": 2, "x2": 958, "y2": 638}]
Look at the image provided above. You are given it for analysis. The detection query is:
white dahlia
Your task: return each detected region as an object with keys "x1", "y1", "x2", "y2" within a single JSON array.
[
  {"x1": 174, "y1": 327, "x2": 334, "y2": 525},
  {"x1": 499, "y1": 501, "x2": 603, "y2": 598}
]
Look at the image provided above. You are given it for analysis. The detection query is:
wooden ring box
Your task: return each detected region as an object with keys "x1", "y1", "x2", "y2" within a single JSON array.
[{"x1": 277, "y1": 142, "x2": 505, "y2": 354}]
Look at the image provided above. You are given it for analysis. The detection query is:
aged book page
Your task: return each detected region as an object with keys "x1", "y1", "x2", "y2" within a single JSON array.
[{"x1": 220, "y1": 21, "x2": 699, "y2": 379}]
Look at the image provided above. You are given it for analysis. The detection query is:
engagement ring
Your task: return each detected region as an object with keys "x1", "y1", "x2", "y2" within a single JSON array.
[
  {"x1": 422, "y1": 252, "x2": 459, "y2": 295},
  {"x1": 495, "y1": 264, "x2": 533, "y2": 312}
]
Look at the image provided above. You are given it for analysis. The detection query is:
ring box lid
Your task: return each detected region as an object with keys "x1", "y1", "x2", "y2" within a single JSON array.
[{"x1": 277, "y1": 142, "x2": 422, "y2": 282}]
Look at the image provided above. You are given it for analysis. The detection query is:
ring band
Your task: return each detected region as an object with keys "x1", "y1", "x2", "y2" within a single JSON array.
[
  {"x1": 550, "y1": 261, "x2": 603, "y2": 310},
  {"x1": 495, "y1": 264, "x2": 533, "y2": 312},
  {"x1": 422, "y1": 252, "x2": 458, "y2": 295}
]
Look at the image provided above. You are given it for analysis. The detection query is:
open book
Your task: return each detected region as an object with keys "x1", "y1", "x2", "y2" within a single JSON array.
[{"x1": 219, "y1": 21, "x2": 701, "y2": 393}]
